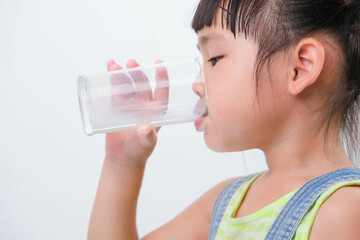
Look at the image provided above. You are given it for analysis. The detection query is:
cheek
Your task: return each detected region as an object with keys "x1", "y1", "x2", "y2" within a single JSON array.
[
  {"x1": 204, "y1": 67, "x2": 259, "y2": 151},
  {"x1": 210, "y1": 84, "x2": 255, "y2": 120},
  {"x1": 210, "y1": 61, "x2": 257, "y2": 120},
  {"x1": 255, "y1": 62, "x2": 291, "y2": 120}
]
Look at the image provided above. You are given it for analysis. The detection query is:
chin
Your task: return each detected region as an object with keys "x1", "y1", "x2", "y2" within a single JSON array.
[
  {"x1": 204, "y1": 131, "x2": 233, "y2": 152},
  {"x1": 204, "y1": 130, "x2": 254, "y2": 152},
  {"x1": 206, "y1": 143, "x2": 228, "y2": 152}
]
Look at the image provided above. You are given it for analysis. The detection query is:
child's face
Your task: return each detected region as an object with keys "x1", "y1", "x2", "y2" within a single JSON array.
[{"x1": 197, "y1": 16, "x2": 291, "y2": 152}]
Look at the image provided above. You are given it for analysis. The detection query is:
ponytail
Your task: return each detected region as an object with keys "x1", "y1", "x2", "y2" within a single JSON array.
[
  {"x1": 343, "y1": 1, "x2": 360, "y2": 97},
  {"x1": 338, "y1": 0, "x2": 360, "y2": 162}
]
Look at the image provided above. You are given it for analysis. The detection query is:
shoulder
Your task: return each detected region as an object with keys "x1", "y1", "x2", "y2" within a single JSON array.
[
  {"x1": 142, "y1": 177, "x2": 240, "y2": 239},
  {"x1": 310, "y1": 186, "x2": 360, "y2": 240},
  {"x1": 203, "y1": 177, "x2": 239, "y2": 214}
]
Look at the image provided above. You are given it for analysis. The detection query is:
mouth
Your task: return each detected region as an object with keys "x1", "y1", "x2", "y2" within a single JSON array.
[
  {"x1": 195, "y1": 108, "x2": 208, "y2": 132},
  {"x1": 202, "y1": 109, "x2": 208, "y2": 117}
]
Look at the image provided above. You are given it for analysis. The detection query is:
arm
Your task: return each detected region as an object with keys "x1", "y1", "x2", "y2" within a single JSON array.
[
  {"x1": 309, "y1": 186, "x2": 360, "y2": 240},
  {"x1": 88, "y1": 59, "x2": 163, "y2": 240},
  {"x1": 89, "y1": 147, "x2": 236, "y2": 240},
  {"x1": 88, "y1": 155, "x2": 146, "y2": 240},
  {"x1": 142, "y1": 177, "x2": 236, "y2": 240},
  {"x1": 87, "y1": 59, "x2": 236, "y2": 240}
]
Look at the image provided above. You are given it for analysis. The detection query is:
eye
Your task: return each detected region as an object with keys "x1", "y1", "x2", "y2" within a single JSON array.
[{"x1": 208, "y1": 56, "x2": 223, "y2": 67}]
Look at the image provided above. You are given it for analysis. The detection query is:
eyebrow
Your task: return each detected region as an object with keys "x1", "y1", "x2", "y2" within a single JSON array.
[{"x1": 197, "y1": 33, "x2": 226, "y2": 51}]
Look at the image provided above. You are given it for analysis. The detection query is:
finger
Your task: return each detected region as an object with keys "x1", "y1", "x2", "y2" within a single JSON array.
[
  {"x1": 126, "y1": 59, "x2": 153, "y2": 100},
  {"x1": 110, "y1": 72, "x2": 135, "y2": 106},
  {"x1": 108, "y1": 61, "x2": 131, "y2": 107},
  {"x1": 107, "y1": 59, "x2": 122, "y2": 72},
  {"x1": 154, "y1": 60, "x2": 169, "y2": 114},
  {"x1": 126, "y1": 59, "x2": 139, "y2": 69},
  {"x1": 107, "y1": 59, "x2": 116, "y2": 71},
  {"x1": 137, "y1": 124, "x2": 157, "y2": 152},
  {"x1": 110, "y1": 63, "x2": 122, "y2": 71}
]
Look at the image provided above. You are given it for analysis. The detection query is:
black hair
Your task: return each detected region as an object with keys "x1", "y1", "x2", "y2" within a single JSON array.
[{"x1": 192, "y1": 0, "x2": 360, "y2": 164}]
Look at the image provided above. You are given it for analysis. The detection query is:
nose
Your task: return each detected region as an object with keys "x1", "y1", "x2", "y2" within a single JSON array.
[{"x1": 192, "y1": 72, "x2": 206, "y2": 98}]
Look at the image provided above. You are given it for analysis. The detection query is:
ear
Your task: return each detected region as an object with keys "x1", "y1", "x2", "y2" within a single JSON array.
[{"x1": 288, "y1": 38, "x2": 325, "y2": 95}]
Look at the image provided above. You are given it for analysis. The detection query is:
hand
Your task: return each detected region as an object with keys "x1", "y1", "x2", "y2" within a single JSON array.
[
  {"x1": 105, "y1": 59, "x2": 169, "y2": 168},
  {"x1": 110, "y1": 61, "x2": 169, "y2": 117}
]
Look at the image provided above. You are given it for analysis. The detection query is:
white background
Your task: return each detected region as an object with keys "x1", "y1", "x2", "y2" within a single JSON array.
[{"x1": 0, "y1": 0, "x2": 267, "y2": 239}]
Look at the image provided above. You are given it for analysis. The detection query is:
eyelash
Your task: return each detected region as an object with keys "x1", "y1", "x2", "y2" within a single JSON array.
[{"x1": 208, "y1": 56, "x2": 223, "y2": 66}]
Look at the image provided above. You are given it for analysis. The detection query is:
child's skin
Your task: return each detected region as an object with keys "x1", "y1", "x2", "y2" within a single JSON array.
[{"x1": 88, "y1": 12, "x2": 360, "y2": 240}]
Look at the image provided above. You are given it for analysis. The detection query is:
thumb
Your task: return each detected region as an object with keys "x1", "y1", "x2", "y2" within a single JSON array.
[{"x1": 137, "y1": 124, "x2": 158, "y2": 152}]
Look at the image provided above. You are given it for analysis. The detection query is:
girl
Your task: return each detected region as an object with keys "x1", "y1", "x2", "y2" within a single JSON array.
[{"x1": 88, "y1": 0, "x2": 360, "y2": 239}]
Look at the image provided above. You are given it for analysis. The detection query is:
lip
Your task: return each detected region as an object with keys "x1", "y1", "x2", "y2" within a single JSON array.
[{"x1": 195, "y1": 111, "x2": 208, "y2": 131}]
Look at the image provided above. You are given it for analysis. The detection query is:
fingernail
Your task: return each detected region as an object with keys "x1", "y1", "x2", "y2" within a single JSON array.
[{"x1": 141, "y1": 127, "x2": 152, "y2": 136}]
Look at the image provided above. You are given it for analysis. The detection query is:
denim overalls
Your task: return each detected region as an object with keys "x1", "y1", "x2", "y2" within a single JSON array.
[{"x1": 208, "y1": 167, "x2": 360, "y2": 240}]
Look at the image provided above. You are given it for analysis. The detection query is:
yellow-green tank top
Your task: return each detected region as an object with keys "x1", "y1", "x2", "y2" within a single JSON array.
[{"x1": 214, "y1": 173, "x2": 360, "y2": 240}]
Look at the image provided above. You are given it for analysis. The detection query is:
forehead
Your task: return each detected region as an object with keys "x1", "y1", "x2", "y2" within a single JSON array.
[
  {"x1": 197, "y1": 6, "x2": 237, "y2": 45},
  {"x1": 197, "y1": 25, "x2": 236, "y2": 48},
  {"x1": 198, "y1": 31, "x2": 227, "y2": 45}
]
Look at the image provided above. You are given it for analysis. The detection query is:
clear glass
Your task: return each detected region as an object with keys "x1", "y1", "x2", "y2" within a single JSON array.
[{"x1": 77, "y1": 58, "x2": 207, "y2": 135}]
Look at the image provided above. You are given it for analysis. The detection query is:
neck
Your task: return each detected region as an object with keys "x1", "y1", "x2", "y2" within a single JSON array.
[{"x1": 260, "y1": 121, "x2": 354, "y2": 179}]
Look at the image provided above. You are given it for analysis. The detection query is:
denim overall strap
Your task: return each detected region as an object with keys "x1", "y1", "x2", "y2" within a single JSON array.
[
  {"x1": 208, "y1": 172, "x2": 260, "y2": 240},
  {"x1": 265, "y1": 167, "x2": 360, "y2": 240}
]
